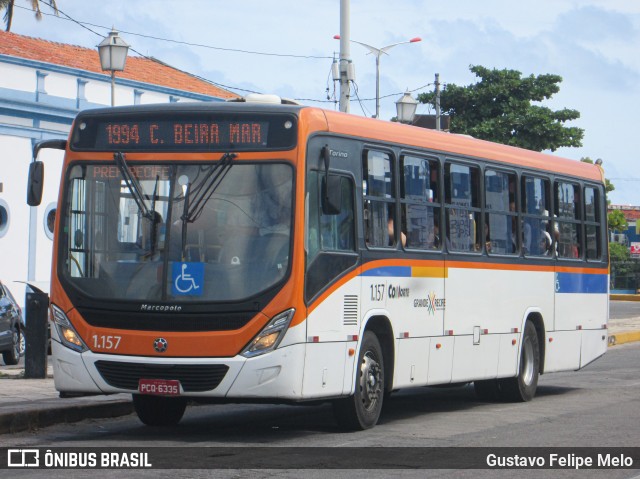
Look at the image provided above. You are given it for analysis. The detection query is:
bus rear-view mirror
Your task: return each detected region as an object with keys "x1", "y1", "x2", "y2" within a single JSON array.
[{"x1": 27, "y1": 161, "x2": 44, "y2": 206}]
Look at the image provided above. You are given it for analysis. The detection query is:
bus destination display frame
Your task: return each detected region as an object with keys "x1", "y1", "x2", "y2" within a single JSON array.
[{"x1": 70, "y1": 112, "x2": 298, "y2": 152}]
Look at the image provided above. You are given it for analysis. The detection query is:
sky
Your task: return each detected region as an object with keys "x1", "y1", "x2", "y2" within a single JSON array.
[{"x1": 7, "y1": 0, "x2": 640, "y2": 205}]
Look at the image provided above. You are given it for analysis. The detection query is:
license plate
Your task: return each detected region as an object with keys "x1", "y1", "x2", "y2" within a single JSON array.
[{"x1": 138, "y1": 378, "x2": 181, "y2": 396}]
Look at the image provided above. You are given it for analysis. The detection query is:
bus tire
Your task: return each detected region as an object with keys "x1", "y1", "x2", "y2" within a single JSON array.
[
  {"x1": 500, "y1": 321, "x2": 540, "y2": 402},
  {"x1": 132, "y1": 394, "x2": 187, "y2": 426},
  {"x1": 2, "y1": 327, "x2": 20, "y2": 366},
  {"x1": 333, "y1": 331, "x2": 385, "y2": 431}
]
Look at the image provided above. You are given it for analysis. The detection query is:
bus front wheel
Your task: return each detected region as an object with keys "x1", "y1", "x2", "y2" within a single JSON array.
[
  {"x1": 500, "y1": 321, "x2": 540, "y2": 402},
  {"x1": 333, "y1": 331, "x2": 385, "y2": 431},
  {"x1": 132, "y1": 394, "x2": 187, "y2": 426}
]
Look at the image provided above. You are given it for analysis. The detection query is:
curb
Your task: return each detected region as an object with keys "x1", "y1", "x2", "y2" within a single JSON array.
[
  {"x1": 0, "y1": 400, "x2": 133, "y2": 435},
  {"x1": 610, "y1": 294, "x2": 640, "y2": 302},
  {"x1": 608, "y1": 330, "x2": 640, "y2": 347}
]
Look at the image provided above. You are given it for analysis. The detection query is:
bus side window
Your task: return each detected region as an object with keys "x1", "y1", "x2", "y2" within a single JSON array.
[
  {"x1": 484, "y1": 169, "x2": 517, "y2": 255},
  {"x1": 363, "y1": 150, "x2": 395, "y2": 248},
  {"x1": 400, "y1": 155, "x2": 440, "y2": 250},
  {"x1": 584, "y1": 186, "x2": 601, "y2": 260},
  {"x1": 445, "y1": 162, "x2": 481, "y2": 253},
  {"x1": 555, "y1": 181, "x2": 582, "y2": 259},
  {"x1": 521, "y1": 175, "x2": 552, "y2": 257}
]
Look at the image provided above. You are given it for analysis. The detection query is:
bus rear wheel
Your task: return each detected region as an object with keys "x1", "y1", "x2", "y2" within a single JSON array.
[
  {"x1": 132, "y1": 394, "x2": 187, "y2": 426},
  {"x1": 499, "y1": 321, "x2": 540, "y2": 402},
  {"x1": 333, "y1": 331, "x2": 385, "y2": 431}
]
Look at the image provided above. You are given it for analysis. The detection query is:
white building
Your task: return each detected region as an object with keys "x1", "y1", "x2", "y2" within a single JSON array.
[{"x1": 0, "y1": 30, "x2": 236, "y2": 306}]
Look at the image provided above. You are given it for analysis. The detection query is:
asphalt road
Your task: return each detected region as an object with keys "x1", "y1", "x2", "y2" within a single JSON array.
[
  {"x1": 2, "y1": 342, "x2": 639, "y2": 479},
  {"x1": 610, "y1": 299, "x2": 640, "y2": 320}
]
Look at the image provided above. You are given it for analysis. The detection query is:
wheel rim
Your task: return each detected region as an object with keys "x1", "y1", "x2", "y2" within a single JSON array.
[
  {"x1": 19, "y1": 332, "x2": 25, "y2": 356},
  {"x1": 521, "y1": 338, "x2": 535, "y2": 386},
  {"x1": 359, "y1": 351, "x2": 382, "y2": 411},
  {"x1": 12, "y1": 330, "x2": 20, "y2": 358}
]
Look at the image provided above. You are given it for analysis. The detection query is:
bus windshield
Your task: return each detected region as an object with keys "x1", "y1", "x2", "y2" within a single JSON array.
[{"x1": 60, "y1": 160, "x2": 293, "y2": 303}]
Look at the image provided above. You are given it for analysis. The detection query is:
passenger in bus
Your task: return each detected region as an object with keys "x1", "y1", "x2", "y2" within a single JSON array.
[
  {"x1": 510, "y1": 201, "x2": 530, "y2": 254},
  {"x1": 387, "y1": 216, "x2": 407, "y2": 247},
  {"x1": 540, "y1": 230, "x2": 552, "y2": 255},
  {"x1": 483, "y1": 222, "x2": 491, "y2": 252},
  {"x1": 431, "y1": 221, "x2": 441, "y2": 249},
  {"x1": 542, "y1": 210, "x2": 559, "y2": 256}
]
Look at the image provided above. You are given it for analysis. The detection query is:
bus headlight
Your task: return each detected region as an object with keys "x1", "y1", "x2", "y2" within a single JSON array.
[
  {"x1": 51, "y1": 304, "x2": 88, "y2": 353},
  {"x1": 241, "y1": 308, "x2": 295, "y2": 358}
]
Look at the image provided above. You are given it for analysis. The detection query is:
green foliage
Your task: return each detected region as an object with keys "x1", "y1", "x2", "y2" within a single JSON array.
[
  {"x1": 609, "y1": 243, "x2": 640, "y2": 291},
  {"x1": 609, "y1": 242, "x2": 630, "y2": 262},
  {"x1": 418, "y1": 65, "x2": 584, "y2": 152},
  {"x1": 608, "y1": 209, "x2": 628, "y2": 233}
]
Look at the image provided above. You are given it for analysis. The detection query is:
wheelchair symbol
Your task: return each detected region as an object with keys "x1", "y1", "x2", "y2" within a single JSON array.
[{"x1": 172, "y1": 262, "x2": 203, "y2": 296}]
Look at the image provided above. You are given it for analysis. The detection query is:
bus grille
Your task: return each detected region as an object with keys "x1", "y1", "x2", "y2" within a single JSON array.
[
  {"x1": 94, "y1": 361, "x2": 229, "y2": 392},
  {"x1": 77, "y1": 308, "x2": 255, "y2": 332}
]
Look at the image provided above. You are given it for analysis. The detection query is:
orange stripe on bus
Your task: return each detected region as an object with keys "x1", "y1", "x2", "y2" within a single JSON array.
[{"x1": 307, "y1": 258, "x2": 607, "y2": 314}]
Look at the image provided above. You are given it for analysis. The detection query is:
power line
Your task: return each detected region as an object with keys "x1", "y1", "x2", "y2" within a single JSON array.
[
  {"x1": 16, "y1": 3, "x2": 333, "y2": 60},
  {"x1": 19, "y1": 2, "x2": 436, "y2": 105}
]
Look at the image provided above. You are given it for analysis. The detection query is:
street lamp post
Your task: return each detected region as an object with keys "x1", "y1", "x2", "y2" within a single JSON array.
[
  {"x1": 98, "y1": 29, "x2": 130, "y2": 107},
  {"x1": 395, "y1": 90, "x2": 418, "y2": 124},
  {"x1": 334, "y1": 35, "x2": 421, "y2": 118}
]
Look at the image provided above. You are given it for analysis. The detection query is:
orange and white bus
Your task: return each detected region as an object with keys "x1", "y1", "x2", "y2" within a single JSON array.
[{"x1": 28, "y1": 97, "x2": 609, "y2": 430}]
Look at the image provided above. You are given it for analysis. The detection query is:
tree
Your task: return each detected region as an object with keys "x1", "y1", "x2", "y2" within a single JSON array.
[
  {"x1": 1, "y1": 0, "x2": 58, "y2": 32},
  {"x1": 608, "y1": 209, "x2": 628, "y2": 234},
  {"x1": 610, "y1": 242, "x2": 629, "y2": 262},
  {"x1": 418, "y1": 65, "x2": 584, "y2": 152}
]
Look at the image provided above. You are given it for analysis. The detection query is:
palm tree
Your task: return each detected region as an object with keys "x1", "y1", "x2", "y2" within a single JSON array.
[{"x1": 1, "y1": 0, "x2": 58, "y2": 32}]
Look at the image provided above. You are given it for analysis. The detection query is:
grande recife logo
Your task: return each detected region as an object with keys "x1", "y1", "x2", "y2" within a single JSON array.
[{"x1": 414, "y1": 291, "x2": 445, "y2": 314}]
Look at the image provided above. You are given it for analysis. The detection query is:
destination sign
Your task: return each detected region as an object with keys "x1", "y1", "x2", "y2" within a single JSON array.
[
  {"x1": 70, "y1": 113, "x2": 297, "y2": 152},
  {"x1": 98, "y1": 120, "x2": 267, "y2": 148}
]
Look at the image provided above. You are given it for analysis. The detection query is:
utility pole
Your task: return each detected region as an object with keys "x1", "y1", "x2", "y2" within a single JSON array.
[
  {"x1": 435, "y1": 73, "x2": 441, "y2": 131},
  {"x1": 339, "y1": 0, "x2": 351, "y2": 113}
]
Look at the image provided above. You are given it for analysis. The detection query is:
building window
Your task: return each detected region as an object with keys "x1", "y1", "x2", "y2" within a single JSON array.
[
  {"x1": 0, "y1": 199, "x2": 9, "y2": 238},
  {"x1": 44, "y1": 203, "x2": 57, "y2": 240}
]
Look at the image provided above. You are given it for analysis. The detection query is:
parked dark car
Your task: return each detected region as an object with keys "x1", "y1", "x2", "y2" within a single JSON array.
[{"x1": 0, "y1": 280, "x2": 24, "y2": 365}]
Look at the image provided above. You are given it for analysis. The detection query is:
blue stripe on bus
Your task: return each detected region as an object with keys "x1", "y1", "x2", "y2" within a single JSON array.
[
  {"x1": 555, "y1": 272, "x2": 608, "y2": 294},
  {"x1": 362, "y1": 266, "x2": 412, "y2": 277}
]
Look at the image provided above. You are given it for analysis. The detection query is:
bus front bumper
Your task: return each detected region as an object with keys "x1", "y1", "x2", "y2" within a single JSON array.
[{"x1": 51, "y1": 339, "x2": 307, "y2": 401}]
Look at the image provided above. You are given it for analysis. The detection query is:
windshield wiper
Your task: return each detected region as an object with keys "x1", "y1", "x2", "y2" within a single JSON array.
[
  {"x1": 182, "y1": 152, "x2": 236, "y2": 223},
  {"x1": 114, "y1": 152, "x2": 153, "y2": 219},
  {"x1": 179, "y1": 152, "x2": 235, "y2": 260}
]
